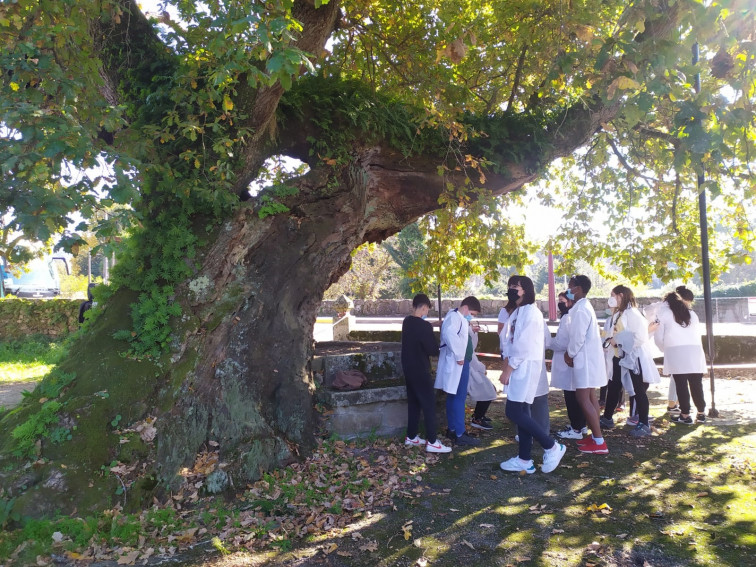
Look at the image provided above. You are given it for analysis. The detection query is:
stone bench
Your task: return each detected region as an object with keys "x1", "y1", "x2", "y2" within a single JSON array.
[{"x1": 313, "y1": 341, "x2": 409, "y2": 439}]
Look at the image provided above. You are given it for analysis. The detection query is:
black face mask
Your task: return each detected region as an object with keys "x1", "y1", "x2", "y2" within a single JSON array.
[
  {"x1": 558, "y1": 302, "x2": 569, "y2": 315},
  {"x1": 506, "y1": 288, "x2": 520, "y2": 303}
]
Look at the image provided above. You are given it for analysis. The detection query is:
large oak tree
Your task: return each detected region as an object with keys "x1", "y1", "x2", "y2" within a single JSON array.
[{"x1": 1, "y1": 0, "x2": 754, "y2": 515}]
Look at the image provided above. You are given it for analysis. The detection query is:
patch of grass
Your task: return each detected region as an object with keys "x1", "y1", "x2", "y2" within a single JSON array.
[{"x1": 0, "y1": 336, "x2": 66, "y2": 383}]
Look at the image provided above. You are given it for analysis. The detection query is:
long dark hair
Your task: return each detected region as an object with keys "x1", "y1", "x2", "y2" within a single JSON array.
[
  {"x1": 676, "y1": 285, "x2": 694, "y2": 303},
  {"x1": 511, "y1": 275, "x2": 536, "y2": 306},
  {"x1": 504, "y1": 275, "x2": 519, "y2": 314},
  {"x1": 664, "y1": 291, "x2": 691, "y2": 327}
]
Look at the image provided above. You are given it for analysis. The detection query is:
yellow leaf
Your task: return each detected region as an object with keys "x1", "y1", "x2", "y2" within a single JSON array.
[
  {"x1": 191, "y1": 80, "x2": 197, "y2": 89},
  {"x1": 223, "y1": 96, "x2": 234, "y2": 111},
  {"x1": 10, "y1": 81, "x2": 19, "y2": 91}
]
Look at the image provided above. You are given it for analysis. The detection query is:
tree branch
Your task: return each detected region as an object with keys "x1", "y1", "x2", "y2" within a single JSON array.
[{"x1": 506, "y1": 44, "x2": 528, "y2": 113}]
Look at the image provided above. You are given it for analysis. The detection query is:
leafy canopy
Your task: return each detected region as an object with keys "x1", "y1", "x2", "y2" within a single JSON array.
[{"x1": 2, "y1": 0, "x2": 756, "y2": 314}]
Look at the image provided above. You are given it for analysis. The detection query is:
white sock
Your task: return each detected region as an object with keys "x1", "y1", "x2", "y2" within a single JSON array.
[{"x1": 593, "y1": 436, "x2": 604, "y2": 445}]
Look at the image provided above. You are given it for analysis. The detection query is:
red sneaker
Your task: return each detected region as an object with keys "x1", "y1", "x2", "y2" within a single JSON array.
[
  {"x1": 576, "y1": 437, "x2": 594, "y2": 446},
  {"x1": 578, "y1": 439, "x2": 609, "y2": 454}
]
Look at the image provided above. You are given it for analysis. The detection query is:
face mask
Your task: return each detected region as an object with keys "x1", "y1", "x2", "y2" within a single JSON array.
[
  {"x1": 506, "y1": 288, "x2": 520, "y2": 302},
  {"x1": 565, "y1": 289, "x2": 575, "y2": 301},
  {"x1": 464, "y1": 314, "x2": 473, "y2": 321},
  {"x1": 608, "y1": 296, "x2": 618, "y2": 308},
  {"x1": 558, "y1": 302, "x2": 569, "y2": 315}
]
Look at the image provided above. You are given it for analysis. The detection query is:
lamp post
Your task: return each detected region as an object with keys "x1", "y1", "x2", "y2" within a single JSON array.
[{"x1": 692, "y1": 42, "x2": 719, "y2": 418}]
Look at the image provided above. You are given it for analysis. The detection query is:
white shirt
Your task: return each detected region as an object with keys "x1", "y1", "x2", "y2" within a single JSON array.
[
  {"x1": 550, "y1": 312, "x2": 574, "y2": 390},
  {"x1": 608, "y1": 306, "x2": 661, "y2": 384},
  {"x1": 566, "y1": 298, "x2": 607, "y2": 389},
  {"x1": 654, "y1": 303, "x2": 707, "y2": 375},
  {"x1": 505, "y1": 303, "x2": 545, "y2": 403},
  {"x1": 434, "y1": 309, "x2": 469, "y2": 394}
]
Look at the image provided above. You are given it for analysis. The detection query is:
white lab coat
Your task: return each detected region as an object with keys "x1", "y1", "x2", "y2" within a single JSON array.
[
  {"x1": 550, "y1": 312, "x2": 574, "y2": 390},
  {"x1": 653, "y1": 303, "x2": 707, "y2": 375},
  {"x1": 536, "y1": 321, "x2": 551, "y2": 396},
  {"x1": 498, "y1": 308, "x2": 512, "y2": 357},
  {"x1": 468, "y1": 329, "x2": 498, "y2": 402},
  {"x1": 607, "y1": 307, "x2": 661, "y2": 384},
  {"x1": 504, "y1": 303, "x2": 545, "y2": 403},
  {"x1": 435, "y1": 308, "x2": 469, "y2": 395},
  {"x1": 566, "y1": 298, "x2": 607, "y2": 389}
]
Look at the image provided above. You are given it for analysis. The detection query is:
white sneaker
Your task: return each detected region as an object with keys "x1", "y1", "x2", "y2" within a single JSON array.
[
  {"x1": 514, "y1": 434, "x2": 520, "y2": 442},
  {"x1": 426, "y1": 440, "x2": 452, "y2": 454},
  {"x1": 556, "y1": 426, "x2": 584, "y2": 439},
  {"x1": 500, "y1": 457, "x2": 536, "y2": 474},
  {"x1": 404, "y1": 435, "x2": 426, "y2": 447},
  {"x1": 542, "y1": 443, "x2": 567, "y2": 473}
]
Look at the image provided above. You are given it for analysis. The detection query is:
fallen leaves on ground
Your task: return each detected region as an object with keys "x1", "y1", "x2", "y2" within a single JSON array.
[{"x1": 27, "y1": 437, "x2": 432, "y2": 565}]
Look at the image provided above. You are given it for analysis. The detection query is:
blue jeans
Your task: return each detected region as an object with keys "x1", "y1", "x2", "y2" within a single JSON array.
[
  {"x1": 506, "y1": 399, "x2": 555, "y2": 460},
  {"x1": 446, "y1": 360, "x2": 470, "y2": 436}
]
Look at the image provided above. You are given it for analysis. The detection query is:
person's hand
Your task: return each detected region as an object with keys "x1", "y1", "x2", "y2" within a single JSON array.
[
  {"x1": 457, "y1": 360, "x2": 464, "y2": 366},
  {"x1": 648, "y1": 321, "x2": 659, "y2": 334},
  {"x1": 564, "y1": 352, "x2": 574, "y2": 367},
  {"x1": 499, "y1": 364, "x2": 512, "y2": 385}
]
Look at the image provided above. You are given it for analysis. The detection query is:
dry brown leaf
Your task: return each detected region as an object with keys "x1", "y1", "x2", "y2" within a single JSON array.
[
  {"x1": 323, "y1": 542, "x2": 338, "y2": 555},
  {"x1": 360, "y1": 540, "x2": 378, "y2": 552},
  {"x1": 116, "y1": 549, "x2": 140, "y2": 565},
  {"x1": 461, "y1": 539, "x2": 475, "y2": 550}
]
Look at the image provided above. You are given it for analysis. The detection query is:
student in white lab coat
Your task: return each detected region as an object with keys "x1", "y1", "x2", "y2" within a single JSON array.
[
  {"x1": 564, "y1": 275, "x2": 609, "y2": 455},
  {"x1": 600, "y1": 285, "x2": 661, "y2": 438},
  {"x1": 552, "y1": 292, "x2": 588, "y2": 439},
  {"x1": 467, "y1": 321, "x2": 498, "y2": 430},
  {"x1": 499, "y1": 275, "x2": 548, "y2": 439},
  {"x1": 435, "y1": 296, "x2": 482, "y2": 447},
  {"x1": 499, "y1": 276, "x2": 566, "y2": 474},
  {"x1": 653, "y1": 286, "x2": 707, "y2": 424},
  {"x1": 644, "y1": 299, "x2": 680, "y2": 414}
]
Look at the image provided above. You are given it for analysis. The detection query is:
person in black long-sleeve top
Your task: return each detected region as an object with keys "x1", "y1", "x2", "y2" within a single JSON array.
[{"x1": 402, "y1": 294, "x2": 452, "y2": 454}]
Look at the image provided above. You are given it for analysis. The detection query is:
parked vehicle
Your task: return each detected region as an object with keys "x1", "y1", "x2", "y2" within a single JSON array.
[{"x1": 3, "y1": 257, "x2": 69, "y2": 298}]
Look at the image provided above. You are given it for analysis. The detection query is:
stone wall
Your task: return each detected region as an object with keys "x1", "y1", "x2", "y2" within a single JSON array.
[
  {"x1": 321, "y1": 296, "x2": 756, "y2": 323},
  {"x1": 0, "y1": 298, "x2": 81, "y2": 340}
]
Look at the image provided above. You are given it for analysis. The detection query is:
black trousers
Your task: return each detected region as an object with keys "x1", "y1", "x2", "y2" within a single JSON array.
[
  {"x1": 473, "y1": 400, "x2": 491, "y2": 419},
  {"x1": 673, "y1": 373, "x2": 706, "y2": 415},
  {"x1": 405, "y1": 371, "x2": 438, "y2": 443},
  {"x1": 564, "y1": 390, "x2": 586, "y2": 431},
  {"x1": 604, "y1": 356, "x2": 649, "y2": 426}
]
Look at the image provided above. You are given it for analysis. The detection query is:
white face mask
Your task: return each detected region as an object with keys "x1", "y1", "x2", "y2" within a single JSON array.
[{"x1": 608, "y1": 296, "x2": 618, "y2": 309}]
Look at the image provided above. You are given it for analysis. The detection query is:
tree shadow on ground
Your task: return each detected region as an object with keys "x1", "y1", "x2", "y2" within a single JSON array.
[{"x1": 236, "y1": 392, "x2": 755, "y2": 567}]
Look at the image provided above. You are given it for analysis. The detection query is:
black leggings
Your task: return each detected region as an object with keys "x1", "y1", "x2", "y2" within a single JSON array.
[
  {"x1": 405, "y1": 372, "x2": 438, "y2": 443},
  {"x1": 564, "y1": 390, "x2": 586, "y2": 431},
  {"x1": 473, "y1": 400, "x2": 492, "y2": 420},
  {"x1": 673, "y1": 373, "x2": 706, "y2": 415},
  {"x1": 604, "y1": 357, "x2": 649, "y2": 426}
]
